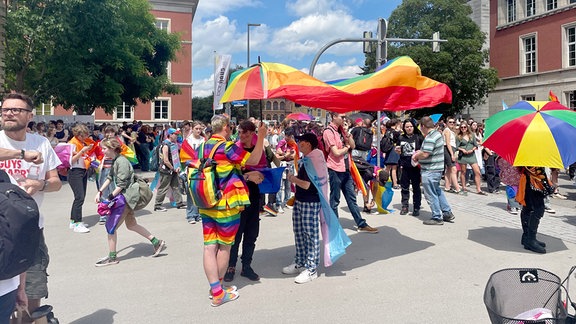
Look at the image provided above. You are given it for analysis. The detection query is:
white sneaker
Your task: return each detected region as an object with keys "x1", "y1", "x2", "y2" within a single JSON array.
[
  {"x1": 74, "y1": 222, "x2": 90, "y2": 233},
  {"x1": 70, "y1": 221, "x2": 88, "y2": 229},
  {"x1": 545, "y1": 207, "x2": 556, "y2": 214},
  {"x1": 282, "y1": 263, "x2": 304, "y2": 275},
  {"x1": 295, "y1": 269, "x2": 317, "y2": 284},
  {"x1": 277, "y1": 206, "x2": 285, "y2": 214}
]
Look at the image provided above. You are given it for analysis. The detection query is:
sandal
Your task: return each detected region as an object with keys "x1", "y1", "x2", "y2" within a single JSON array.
[
  {"x1": 365, "y1": 200, "x2": 375, "y2": 210},
  {"x1": 477, "y1": 191, "x2": 488, "y2": 196}
]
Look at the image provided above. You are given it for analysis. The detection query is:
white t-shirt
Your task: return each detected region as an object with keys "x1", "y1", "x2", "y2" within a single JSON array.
[
  {"x1": 0, "y1": 132, "x2": 60, "y2": 296},
  {"x1": 0, "y1": 131, "x2": 62, "y2": 229},
  {"x1": 186, "y1": 134, "x2": 205, "y2": 151}
]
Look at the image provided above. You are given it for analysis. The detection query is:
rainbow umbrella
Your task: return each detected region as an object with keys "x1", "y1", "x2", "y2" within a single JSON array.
[
  {"x1": 483, "y1": 101, "x2": 576, "y2": 169},
  {"x1": 220, "y1": 56, "x2": 451, "y2": 112},
  {"x1": 285, "y1": 112, "x2": 314, "y2": 121}
]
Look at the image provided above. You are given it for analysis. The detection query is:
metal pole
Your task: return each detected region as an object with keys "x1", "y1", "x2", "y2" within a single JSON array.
[{"x1": 246, "y1": 23, "x2": 261, "y2": 119}]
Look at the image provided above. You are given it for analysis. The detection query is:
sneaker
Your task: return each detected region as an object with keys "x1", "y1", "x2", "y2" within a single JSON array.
[
  {"x1": 99, "y1": 216, "x2": 107, "y2": 225},
  {"x1": 295, "y1": 269, "x2": 318, "y2": 284},
  {"x1": 423, "y1": 218, "x2": 444, "y2": 225},
  {"x1": 154, "y1": 206, "x2": 167, "y2": 212},
  {"x1": 285, "y1": 204, "x2": 293, "y2": 210},
  {"x1": 264, "y1": 204, "x2": 278, "y2": 217},
  {"x1": 208, "y1": 285, "x2": 237, "y2": 299},
  {"x1": 152, "y1": 240, "x2": 166, "y2": 257},
  {"x1": 240, "y1": 266, "x2": 260, "y2": 281},
  {"x1": 277, "y1": 205, "x2": 285, "y2": 214},
  {"x1": 458, "y1": 190, "x2": 468, "y2": 196},
  {"x1": 553, "y1": 192, "x2": 568, "y2": 200},
  {"x1": 545, "y1": 207, "x2": 556, "y2": 214},
  {"x1": 400, "y1": 206, "x2": 408, "y2": 215},
  {"x1": 73, "y1": 222, "x2": 90, "y2": 233},
  {"x1": 187, "y1": 218, "x2": 196, "y2": 224},
  {"x1": 223, "y1": 267, "x2": 235, "y2": 282},
  {"x1": 176, "y1": 203, "x2": 186, "y2": 209},
  {"x1": 69, "y1": 220, "x2": 87, "y2": 229},
  {"x1": 507, "y1": 207, "x2": 519, "y2": 215},
  {"x1": 442, "y1": 211, "x2": 455, "y2": 222},
  {"x1": 412, "y1": 209, "x2": 420, "y2": 217},
  {"x1": 357, "y1": 225, "x2": 379, "y2": 234},
  {"x1": 95, "y1": 256, "x2": 119, "y2": 267},
  {"x1": 211, "y1": 291, "x2": 239, "y2": 307},
  {"x1": 282, "y1": 263, "x2": 305, "y2": 275}
]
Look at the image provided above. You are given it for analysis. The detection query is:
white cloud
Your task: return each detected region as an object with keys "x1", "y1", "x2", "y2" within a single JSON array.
[
  {"x1": 304, "y1": 61, "x2": 363, "y2": 82},
  {"x1": 193, "y1": 74, "x2": 214, "y2": 98},
  {"x1": 285, "y1": 0, "x2": 348, "y2": 16}
]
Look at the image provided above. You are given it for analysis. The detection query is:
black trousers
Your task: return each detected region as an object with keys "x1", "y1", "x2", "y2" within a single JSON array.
[
  {"x1": 484, "y1": 155, "x2": 500, "y2": 192},
  {"x1": 229, "y1": 181, "x2": 260, "y2": 268},
  {"x1": 68, "y1": 168, "x2": 87, "y2": 222},
  {"x1": 400, "y1": 166, "x2": 421, "y2": 210}
]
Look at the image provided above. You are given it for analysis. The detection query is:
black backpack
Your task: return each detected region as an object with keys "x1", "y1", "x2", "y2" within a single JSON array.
[
  {"x1": 380, "y1": 130, "x2": 395, "y2": 154},
  {"x1": 0, "y1": 169, "x2": 41, "y2": 280},
  {"x1": 353, "y1": 127, "x2": 373, "y2": 151}
]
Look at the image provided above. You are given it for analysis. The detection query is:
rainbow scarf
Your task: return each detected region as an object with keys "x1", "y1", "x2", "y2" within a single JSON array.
[
  {"x1": 69, "y1": 136, "x2": 101, "y2": 169},
  {"x1": 301, "y1": 148, "x2": 351, "y2": 266}
]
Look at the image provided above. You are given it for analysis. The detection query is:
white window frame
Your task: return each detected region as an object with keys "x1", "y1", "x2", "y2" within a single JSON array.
[
  {"x1": 155, "y1": 18, "x2": 170, "y2": 32},
  {"x1": 520, "y1": 34, "x2": 537, "y2": 74},
  {"x1": 546, "y1": 0, "x2": 557, "y2": 11},
  {"x1": 507, "y1": 0, "x2": 517, "y2": 23},
  {"x1": 525, "y1": 0, "x2": 536, "y2": 17},
  {"x1": 152, "y1": 98, "x2": 170, "y2": 121},
  {"x1": 564, "y1": 23, "x2": 576, "y2": 68},
  {"x1": 115, "y1": 102, "x2": 133, "y2": 121}
]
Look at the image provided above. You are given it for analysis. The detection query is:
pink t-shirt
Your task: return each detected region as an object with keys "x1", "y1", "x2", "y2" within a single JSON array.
[{"x1": 324, "y1": 124, "x2": 346, "y2": 172}]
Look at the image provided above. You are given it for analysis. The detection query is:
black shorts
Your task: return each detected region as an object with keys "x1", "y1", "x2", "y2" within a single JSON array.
[{"x1": 444, "y1": 146, "x2": 455, "y2": 168}]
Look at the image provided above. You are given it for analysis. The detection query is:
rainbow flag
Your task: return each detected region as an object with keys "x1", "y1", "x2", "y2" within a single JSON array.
[
  {"x1": 220, "y1": 56, "x2": 451, "y2": 112},
  {"x1": 549, "y1": 90, "x2": 559, "y2": 102}
]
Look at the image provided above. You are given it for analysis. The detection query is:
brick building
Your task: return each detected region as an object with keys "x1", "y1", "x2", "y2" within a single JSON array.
[
  {"x1": 488, "y1": 0, "x2": 576, "y2": 114},
  {"x1": 49, "y1": 0, "x2": 199, "y2": 123}
]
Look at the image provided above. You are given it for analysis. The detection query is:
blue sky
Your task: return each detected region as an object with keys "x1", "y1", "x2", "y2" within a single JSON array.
[{"x1": 192, "y1": 0, "x2": 403, "y2": 97}]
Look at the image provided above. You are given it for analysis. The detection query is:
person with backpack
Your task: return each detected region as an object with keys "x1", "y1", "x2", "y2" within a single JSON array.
[
  {"x1": 93, "y1": 138, "x2": 167, "y2": 266},
  {"x1": 193, "y1": 115, "x2": 266, "y2": 307},
  {"x1": 0, "y1": 93, "x2": 63, "y2": 323},
  {"x1": 323, "y1": 112, "x2": 378, "y2": 234},
  {"x1": 223, "y1": 120, "x2": 266, "y2": 283},
  {"x1": 183, "y1": 121, "x2": 205, "y2": 224},
  {"x1": 351, "y1": 118, "x2": 373, "y2": 161},
  {"x1": 153, "y1": 128, "x2": 185, "y2": 212}
]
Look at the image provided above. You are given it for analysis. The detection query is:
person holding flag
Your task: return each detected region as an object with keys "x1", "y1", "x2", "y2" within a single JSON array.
[
  {"x1": 68, "y1": 124, "x2": 100, "y2": 233},
  {"x1": 153, "y1": 128, "x2": 185, "y2": 212}
]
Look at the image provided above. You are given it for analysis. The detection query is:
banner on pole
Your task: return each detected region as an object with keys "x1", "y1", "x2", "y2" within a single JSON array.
[{"x1": 213, "y1": 54, "x2": 232, "y2": 110}]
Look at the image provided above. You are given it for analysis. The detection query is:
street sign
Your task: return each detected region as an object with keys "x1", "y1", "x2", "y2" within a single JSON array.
[{"x1": 232, "y1": 100, "x2": 247, "y2": 107}]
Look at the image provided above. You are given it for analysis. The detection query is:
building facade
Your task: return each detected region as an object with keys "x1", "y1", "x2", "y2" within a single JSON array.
[
  {"x1": 488, "y1": 0, "x2": 576, "y2": 115},
  {"x1": 261, "y1": 99, "x2": 328, "y2": 125},
  {"x1": 50, "y1": 0, "x2": 198, "y2": 123}
]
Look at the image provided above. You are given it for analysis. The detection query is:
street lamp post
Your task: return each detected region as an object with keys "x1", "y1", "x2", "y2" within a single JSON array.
[{"x1": 247, "y1": 23, "x2": 261, "y2": 118}]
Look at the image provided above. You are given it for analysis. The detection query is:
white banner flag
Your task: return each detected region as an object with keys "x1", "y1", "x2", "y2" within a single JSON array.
[{"x1": 213, "y1": 54, "x2": 232, "y2": 110}]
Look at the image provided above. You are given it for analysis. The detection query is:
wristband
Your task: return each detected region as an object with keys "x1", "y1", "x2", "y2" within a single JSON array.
[{"x1": 20, "y1": 149, "x2": 25, "y2": 159}]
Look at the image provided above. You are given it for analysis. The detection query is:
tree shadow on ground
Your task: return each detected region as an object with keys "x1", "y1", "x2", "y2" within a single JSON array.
[
  {"x1": 69, "y1": 309, "x2": 116, "y2": 324},
  {"x1": 468, "y1": 226, "x2": 568, "y2": 253}
]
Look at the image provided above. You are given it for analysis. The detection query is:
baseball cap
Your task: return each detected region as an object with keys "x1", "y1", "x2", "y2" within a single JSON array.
[
  {"x1": 167, "y1": 128, "x2": 180, "y2": 135},
  {"x1": 295, "y1": 133, "x2": 318, "y2": 149}
]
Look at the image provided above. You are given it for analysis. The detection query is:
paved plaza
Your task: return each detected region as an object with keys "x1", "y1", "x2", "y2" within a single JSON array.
[{"x1": 41, "y1": 173, "x2": 576, "y2": 323}]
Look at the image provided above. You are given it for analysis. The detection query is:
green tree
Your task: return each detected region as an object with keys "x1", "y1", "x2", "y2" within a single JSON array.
[
  {"x1": 4, "y1": 0, "x2": 181, "y2": 115},
  {"x1": 192, "y1": 95, "x2": 214, "y2": 123},
  {"x1": 363, "y1": 0, "x2": 499, "y2": 117}
]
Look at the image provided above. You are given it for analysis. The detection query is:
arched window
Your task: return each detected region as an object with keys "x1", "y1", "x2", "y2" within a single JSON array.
[
  {"x1": 266, "y1": 102, "x2": 272, "y2": 110},
  {"x1": 280, "y1": 101, "x2": 286, "y2": 111},
  {"x1": 273, "y1": 102, "x2": 279, "y2": 110},
  {"x1": 273, "y1": 114, "x2": 278, "y2": 121},
  {"x1": 266, "y1": 114, "x2": 272, "y2": 120},
  {"x1": 280, "y1": 114, "x2": 285, "y2": 122}
]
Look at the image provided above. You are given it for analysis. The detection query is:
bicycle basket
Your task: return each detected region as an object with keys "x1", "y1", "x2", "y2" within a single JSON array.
[{"x1": 484, "y1": 268, "x2": 568, "y2": 323}]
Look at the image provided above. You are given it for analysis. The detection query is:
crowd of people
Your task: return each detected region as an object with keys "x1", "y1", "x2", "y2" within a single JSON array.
[{"x1": 1, "y1": 90, "x2": 575, "y2": 317}]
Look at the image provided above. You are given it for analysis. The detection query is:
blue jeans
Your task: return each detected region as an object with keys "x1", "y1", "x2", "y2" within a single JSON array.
[
  {"x1": 328, "y1": 169, "x2": 367, "y2": 228},
  {"x1": 185, "y1": 189, "x2": 200, "y2": 221},
  {"x1": 0, "y1": 289, "x2": 16, "y2": 324},
  {"x1": 421, "y1": 171, "x2": 452, "y2": 219}
]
